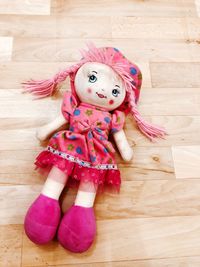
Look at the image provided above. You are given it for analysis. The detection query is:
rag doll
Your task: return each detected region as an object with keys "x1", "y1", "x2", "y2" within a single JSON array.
[{"x1": 23, "y1": 43, "x2": 166, "y2": 253}]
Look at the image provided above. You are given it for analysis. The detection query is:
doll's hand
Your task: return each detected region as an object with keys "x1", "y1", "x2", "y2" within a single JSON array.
[
  {"x1": 121, "y1": 146, "x2": 133, "y2": 162},
  {"x1": 113, "y1": 129, "x2": 133, "y2": 162},
  {"x1": 36, "y1": 115, "x2": 67, "y2": 141},
  {"x1": 36, "y1": 126, "x2": 49, "y2": 141}
]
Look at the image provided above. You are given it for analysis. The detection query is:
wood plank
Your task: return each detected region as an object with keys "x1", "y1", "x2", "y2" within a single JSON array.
[
  {"x1": 0, "y1": 118, "x2": 45, "y2": 152},
  {"x1": 41, "y1": 257, "x2": 200, "y2": 267},
  {"x1": 94, "y1": 179, "x2": 200, "y2": 220},
  {"x1": 0, "y1": 15, "x2": 111, "y2": 38},
  {"x1": 12, "y1": 38, "x2": 199, "y2": 63},
  {"x1": 51, "y1": 0, "x2": 197, "y2": 17},
  {"x1": 0, "y1": 89, "x2": 61, "y2": 118},
  {"x1": 54, "y1": 16, "x2": 111, "y2": 38},
  {"x1": 112, "y1": 17, "x2": 188, "y2": 39},
  {"x1": 140, "y1": 87, "x2": 200, "y2": 116},
  {"x1": 0, "y1": 36, "x2": 13, "y2": 61},
  {"x1": 0, "y1": 225, "x2": 22, "y2": 267},
  {"x1": 194, "y1": 0, "x2": 200, "y2": 17},
  {"x1": 1, "y1": 87, "x2": 200, "y2": 118},
  {"x1": 172, "y1": 146, "x2": 200, "y2": 179},
  {"x1": 125, "y1": 115, "x2": 200, "y2": 147},
  {"x1": 0, "y1": 173, "x2": 43, "y2": 186},
  {"x1": 0, "y1": 62, "x2": 72, "y2": 89},
  {"x1": 0, "y1": 149, "x2": 42, "y2": 180},
  {"x1": 0, "y1": 0, "x2": 50, "y2": 15},
  {"x1": 151, "y1": 62, "x2": 200, "y2": 88},
  {"x1": 21, "y1": 215, "x2": 200, "y2": 266},
  {"x1": 0, "y1": 115, "x2": 200, "y2": 152},
  {"x1": 117, "y1": 146, "x2": 174, "y2": 180},
  {"x1": 186, "y1": 18, "x2": 200, "y2": 39},
  {"x1": 4, "y1": 178, "x2": 200, "y2": 225},
  {"x1": 0, "y1": 62, "x2": 151, "y2": 89},
  {"x1": 184, "y1": 0, "x2": 199, "y2": 17},
  {"x1": 0, "y1": 146, "x2": 174, "y2": 185},
  {"x1": 0, "y1": 185, "x2": 41, "y2": 225}
]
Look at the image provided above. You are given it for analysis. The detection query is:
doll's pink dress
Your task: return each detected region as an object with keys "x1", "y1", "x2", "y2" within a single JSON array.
[{"x1": 35, "y1": 91, "x2": 125, "y2": 192}]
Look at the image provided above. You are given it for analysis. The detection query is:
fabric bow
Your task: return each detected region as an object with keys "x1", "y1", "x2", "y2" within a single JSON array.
[{"x1": 76, "y1": 120, "x2": 115, "y2": 165}]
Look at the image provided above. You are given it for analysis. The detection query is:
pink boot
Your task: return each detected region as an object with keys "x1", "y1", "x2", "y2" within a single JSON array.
[
  {"x1": 57, "y1": 205, "x2": 96, "y2": 253},
  {"x1": 24, "y1": 194, "x2": 61, "y2": 244}
]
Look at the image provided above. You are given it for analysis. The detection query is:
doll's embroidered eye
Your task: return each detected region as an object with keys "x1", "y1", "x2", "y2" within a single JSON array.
[
  {"x1": 112, "y1": 89, "x2": 120, "y2": 97},
  {"x1": 88, "y1": 74, "x2": 97, "y2": 83}
]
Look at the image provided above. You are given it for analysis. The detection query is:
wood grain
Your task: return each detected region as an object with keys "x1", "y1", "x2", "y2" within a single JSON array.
[
  {"x1": 21, "y1": 215, "x2": 200, "y2": 266},
  {"x1": 125, "y1": 115, "x2": 200, "y2": 147},
  {"x1": 111, "y1": 17, "x2": 188, "y2": 39},
  {"x1": 0, "y1": 36, "x2": 13, "y2": 61},
  {"x1": 172, "y1": 146, "x2": 200, "y2": 179},
  {"x1": 0, "y1": 62, "x2": 73, "y2": 89},
  {"x1": 40, "y1": 257, "x2": 200, "y2": 267},
  {"x1": 4, "y1": 178, "x2": 200, "y2": 225},
  {"x1": 186, "y1": 18, "x2": 200, "y2": 39},
  {"x1": 0, "y1": 225, "x2": 22, "y2": 267},
  {"x1": 0, "y1": 0, "x2": 51, "y2": 15},
  {"x1": 0, "y1": 15, "x2": 111, "y2": 38},
  {"x1": 12, "y1": 38, "x2": 200, "y2": 63},
  {"x1": 51, "y1": 0, "x2": 197, "y2": 17},
  {"x1": 151, "y1": 62, "x2": 200, "y2": 88}
]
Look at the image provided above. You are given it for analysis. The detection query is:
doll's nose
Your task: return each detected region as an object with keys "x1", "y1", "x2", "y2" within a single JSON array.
[{"x1": 101, "y1": 89, "x2": 105, "y2": 91}]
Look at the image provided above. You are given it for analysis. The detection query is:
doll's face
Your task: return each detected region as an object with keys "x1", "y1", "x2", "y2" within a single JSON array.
[{"x1": 74, "y1": 62, "x2": 126, "y2": 111}]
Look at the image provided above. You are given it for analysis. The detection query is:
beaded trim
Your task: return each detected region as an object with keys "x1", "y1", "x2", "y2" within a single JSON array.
[{"x1": 46, "y1": 146, "x2": 118, "y2": 170}]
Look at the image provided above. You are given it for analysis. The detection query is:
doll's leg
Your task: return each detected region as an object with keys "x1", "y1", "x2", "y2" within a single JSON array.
[
  {"x1": 58, "y1": 180, "x2": 97, "y2": 253},
  {"x1": 24, "y1": 166, "x2": 68, "y2": 244},
  {"x1": 41, "y1": 166, "x2": 68, "y2": 199},
  {"x1": 74, "y1": 180, "x2": 96, "y2": 207}
]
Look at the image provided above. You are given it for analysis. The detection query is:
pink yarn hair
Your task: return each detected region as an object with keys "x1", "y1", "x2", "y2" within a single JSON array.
[
  {"x1": 126, "y1": 87, "x2": 166, "y2": 141},
  {"x1": 22, "y1": 42, "x2": 167, "y2": 141}
]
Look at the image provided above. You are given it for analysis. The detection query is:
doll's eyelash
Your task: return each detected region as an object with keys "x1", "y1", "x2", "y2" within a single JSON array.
[
  {"x1": 88, "y1": 71, "x2": 98, "y2": 83},
  {"x1": 88, "y1": 71, "x2": 97, "y2": 76},
  {"x1": 114, "y1": 85, "x2": 121, "y2": 93}
]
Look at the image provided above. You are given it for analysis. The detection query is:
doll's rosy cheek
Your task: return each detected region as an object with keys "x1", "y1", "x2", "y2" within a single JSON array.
[
  {"x1": 109, "y1": 99, "x2": 114, "y2": 105},
  {"x1": 87, "y1": 88, "x2": 92, "y2": 94}
]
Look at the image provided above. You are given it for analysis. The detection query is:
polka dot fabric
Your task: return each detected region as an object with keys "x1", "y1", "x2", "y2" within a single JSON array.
[{"x1": 34, "y1": 91, "x2": 125, "y2": 192}]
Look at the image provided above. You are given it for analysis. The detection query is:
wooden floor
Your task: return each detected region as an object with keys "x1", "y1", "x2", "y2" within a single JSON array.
[{"x1": 1, "y1": 0, "x2": 200, "y2": 266}]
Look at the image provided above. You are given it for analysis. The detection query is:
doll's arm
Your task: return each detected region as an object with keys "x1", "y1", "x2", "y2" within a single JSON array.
[
  {"x1": 36, "y1": 114, "x2": 67, "y2": 141},
  {"x1": 113, "y1": 129, "x2": 133, "y2": 162}
]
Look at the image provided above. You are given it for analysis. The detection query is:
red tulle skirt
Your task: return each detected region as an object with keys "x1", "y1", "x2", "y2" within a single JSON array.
[{"x1": 34, "y1": 150, "x2": 121, "y2": 193}]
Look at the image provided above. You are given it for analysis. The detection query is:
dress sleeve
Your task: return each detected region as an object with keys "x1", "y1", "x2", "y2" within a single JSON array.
[
  {"x1": 61, "y1": 91, "x2": 77, "y2": 121},
  {"x1": 110, "y1": 110, "x2": 125, "y2": 134}
]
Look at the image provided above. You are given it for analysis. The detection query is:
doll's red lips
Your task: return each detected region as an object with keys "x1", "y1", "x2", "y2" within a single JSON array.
[{"x1": 96, "y1": 92, "x2": 107, "y2": 98}]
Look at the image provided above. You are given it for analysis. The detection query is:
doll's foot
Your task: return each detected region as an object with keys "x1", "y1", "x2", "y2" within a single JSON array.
[
  {"x1": 24, "y1": 194, "x2": 61, "y2": 244},
  {"x1": 57, "y1": 205, "x2": 96, "y2": 253}
]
